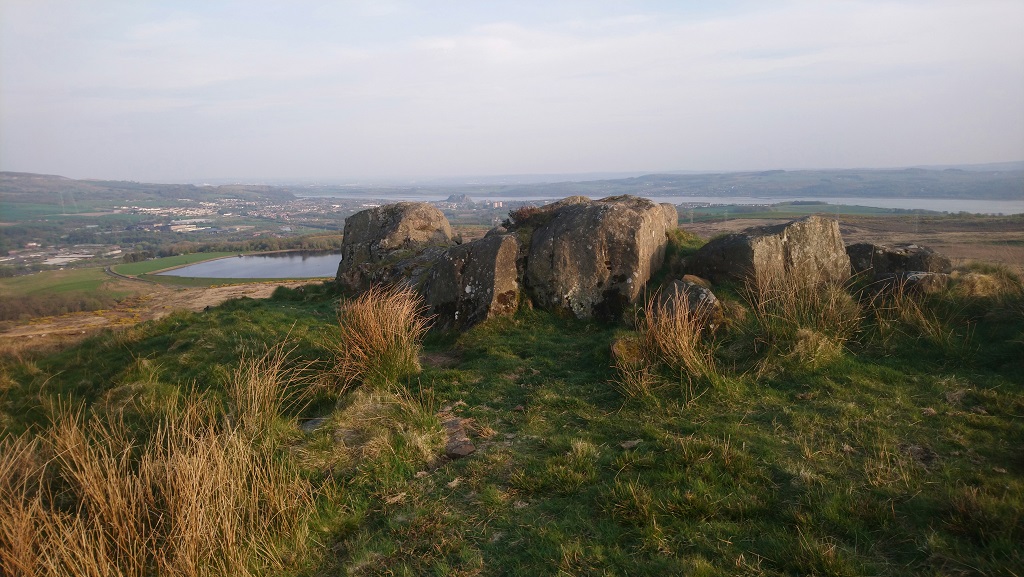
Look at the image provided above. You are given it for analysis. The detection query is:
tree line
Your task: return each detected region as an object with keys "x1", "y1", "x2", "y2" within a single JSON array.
[{"x1": 120, "y1": 234, "x2": 344, "y2": 263}]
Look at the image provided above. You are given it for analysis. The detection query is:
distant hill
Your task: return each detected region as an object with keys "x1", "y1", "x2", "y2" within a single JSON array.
[
  {"x1": 4, "y1": 162, "x2": 1023, "y2": 205},
  {"x1": 296, "y1": 165, "x2": 1024, "y2": 201},
  {"x1": 0, "y1": 172, "x2": 296, "y2": 207}
]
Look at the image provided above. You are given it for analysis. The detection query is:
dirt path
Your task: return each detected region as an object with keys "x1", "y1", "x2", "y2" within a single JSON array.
[{"x1": 0, "y1": 280, "x2": 315, "y2": 352}]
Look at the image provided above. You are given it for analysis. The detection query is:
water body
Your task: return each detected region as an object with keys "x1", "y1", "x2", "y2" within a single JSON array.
[
  {"x1": 300, "y1": 193, "x2": 1024, "y2": 215},
  {"x1": 156, "y1": 251, "x2": 340, "y2": 279}
]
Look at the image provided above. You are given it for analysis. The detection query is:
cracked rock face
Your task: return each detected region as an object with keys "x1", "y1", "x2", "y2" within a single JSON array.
[
  {"x1": 421, "y1": 234, "x2": 521, "y2": 330},
  {"x1": 336, "y1": 202, "x2": 454, "y2": 292},
  {"x1": 524, "y1": 195, "x2": 670, "y2": 320},
  {"x1": 685, "y1": 215, "x2": 851, "y2": 286},
  {"x1": 335, "y1": 195, "x2": 673, "y2": 328}
]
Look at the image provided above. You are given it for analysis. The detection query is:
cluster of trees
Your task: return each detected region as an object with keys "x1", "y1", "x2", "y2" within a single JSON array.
[{"x1": 122, "y1": 234, "x2": 344, "y2": 263}]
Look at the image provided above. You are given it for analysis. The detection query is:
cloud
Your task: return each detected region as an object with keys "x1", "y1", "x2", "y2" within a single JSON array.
[{"x1": 1, "y1": 0, "x2": 1022, "y2": 180}]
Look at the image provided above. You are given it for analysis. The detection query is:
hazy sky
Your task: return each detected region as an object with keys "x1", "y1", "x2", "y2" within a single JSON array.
[{"x1": 2, "y1": 0, "x2": 1022, "y2": 183}]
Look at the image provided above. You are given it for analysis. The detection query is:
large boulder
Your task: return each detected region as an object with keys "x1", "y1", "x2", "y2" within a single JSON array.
[
  {"x1": 660, "y1": 203, "x2": 679, "y2": 230},
  {"x1": 524, "y1": 195, "x2": 670, "y2": 320},
  {"x1": 421, "y1": 234, "x2": 521, "y2": 330},
  {"x1": 846, "y1": 243, "x2": 952, "y2": 277},
  {"x1": 686, "y1": 215, "x2": 851, "y2": 285},
  {"x1": 336, "y1": 202, "x2": 454, "y2": 291}
]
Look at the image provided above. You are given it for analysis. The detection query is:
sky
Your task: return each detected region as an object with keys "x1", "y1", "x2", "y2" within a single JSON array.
[{"x1": 1, "y1": 0, "x2": 1022, "y2": 183}]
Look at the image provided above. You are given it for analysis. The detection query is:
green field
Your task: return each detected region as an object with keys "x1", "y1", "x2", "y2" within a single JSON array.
[
  {"x1": 0, "y1": 267, "x2": 115, "y2": 297},
  {"x1": 680, "y1": 202, "x2": 938, "y2": 223},
  {"x1": 112, "y1": 252, "x2": 239, "y2": 276},
  {"x1": 0, "y1": 201, "x2": 62, "y2": 220}
]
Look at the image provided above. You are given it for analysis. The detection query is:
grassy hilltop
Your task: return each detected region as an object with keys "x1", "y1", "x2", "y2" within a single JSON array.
[{"x1": 1, "y1": 232, "x2": 1022, "y2": 576}]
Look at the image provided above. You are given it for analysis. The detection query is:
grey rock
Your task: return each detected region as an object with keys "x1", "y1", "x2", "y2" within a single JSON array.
[
  {"x1": 877, "y1": 271, "x2": 952, "y2": 294},
  {"x1": 525, "y1": 195, "x2": 670, "y2": 320},
  {"x1": 686, "y1": 215, "x2": 851, "y2": 285},
  {"x1": 336, "y1": 202, "x2": 454, "y2": 291},
  {"x1": 442, "y1": 417, "x2": 476, "y2": 459},
  {"x1": 660, "y1": 203, "x2": 679, "y2": 230},
  {"x1": 485, "y1": 225, "x2": 509, "y2": 238},
  {"x1": 446, "y1": 441, "x2": 477, "y2": 459},
  {"x1": 847, "y1": 242, "x2": 952, "y2": 277},
  {"x1": 421, "y1": 234, "x2": 521, "y2": 330}
]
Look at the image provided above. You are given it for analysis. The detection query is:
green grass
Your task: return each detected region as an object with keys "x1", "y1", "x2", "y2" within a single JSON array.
[
  {"x1": 0, "y1": 267, "x2": 115, "y2": 296},
  {"x1": 1, "y1": 274, "x2": 1022, "y2": 576},
  {"x1": 0, "y1": 202, "x2": 62, "y2": 220},
  {"x1": 112, "y1": 251, "x2": 239, "y2": 276}
]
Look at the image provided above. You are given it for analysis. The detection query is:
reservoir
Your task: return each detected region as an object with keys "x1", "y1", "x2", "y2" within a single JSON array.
[{"x1": 156, "y1": 251, "x2": 340, "y2": 279}]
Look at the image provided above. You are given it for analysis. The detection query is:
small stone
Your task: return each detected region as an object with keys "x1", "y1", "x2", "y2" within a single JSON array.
[
  {"x1": 300, "y1": 416, "x2": 328, "y2": 433},
  {"x1": 993, "y1": 467, "x2": 1007, "y2": 474},
  {"x1": 446, "y1": 441, "x2": 476, "y2": 459},
  {"x1": 921, "y1": 407, "x2": 938, "y2": 417},
  {"x1": 620, "y1": 439, "x2": 642, "y2": 450}
]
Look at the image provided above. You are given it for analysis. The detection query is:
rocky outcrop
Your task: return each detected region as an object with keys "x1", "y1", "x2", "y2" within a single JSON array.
[
  {"x1": 685, "y1": 215, "x2": 850, "y2": 285},
  {"x1": 336, "y1": 195, "x2": 674, "y2": 328},
  {"x1": 846, "y1": 243, "x2": 952, "y2": 277},
  {"x1": 524, "y1": 195, "x2": 670, "y2": 320},
  {"x1": 336, "y1": 202, "x2": 454, "y2": 291},
  {"x1": 420, "y1": 234, "x2": 521, "y2": 330}
]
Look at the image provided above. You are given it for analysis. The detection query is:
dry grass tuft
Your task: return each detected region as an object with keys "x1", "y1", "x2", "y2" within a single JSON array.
[
  {"x1": 228, "y1": 341, "x2": 315, "y2": 440},
  {"x1": 742, "y1": 270, "x2": 861, "y2": 369},
  {"x1": 0, "y1": 394, "x2": 314, "y2": 576},
  {"x1": 610, "y1": 334, "x2": 658, "y2": 398},
  {"x1": 639, "y1": 288, "x2": 720, "y2": 383},
  {"x1": 867, "y1": 278, "x2": 971, "y2": 356},
  {"x1": 334, "y1": 285, "x2": 431, "y2": 390}
]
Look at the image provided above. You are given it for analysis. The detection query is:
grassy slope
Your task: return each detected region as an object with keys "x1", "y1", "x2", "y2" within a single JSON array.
[
  {"x1": 1, "y1": 280, "x2": 1022, "y2": 575},
  {"x1": 0, "y1": 267, "x2": 114, "y2": 296}
]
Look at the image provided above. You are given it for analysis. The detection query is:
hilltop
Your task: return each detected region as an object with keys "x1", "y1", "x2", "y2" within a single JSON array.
[
  {"x1": 1, "y1": 201, "x2": 1021, "y2": 576},
  {"x1": 0, "y1": 171, "x2": 296, "y2": 206}
]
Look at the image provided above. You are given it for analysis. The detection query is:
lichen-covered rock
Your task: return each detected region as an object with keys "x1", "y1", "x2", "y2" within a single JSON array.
[
  {"x1": 660, "y1": 203, "x2": 678, "y2": 230},
  {"x1": 686, "y1": 215, "x2": 851, "y2": 285},
  {"x1": 846, "y1": 243, "x2": 952, "y2": 277},
  {"x1": 525, "y1": 195, "x2": 670, "y2": 320},
  {"x1": 336, "y1": 202, "x2": 454, "y2": 291},
  {"x1": 421, "y1": 234, "x2": 521, "y2": 330}
]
